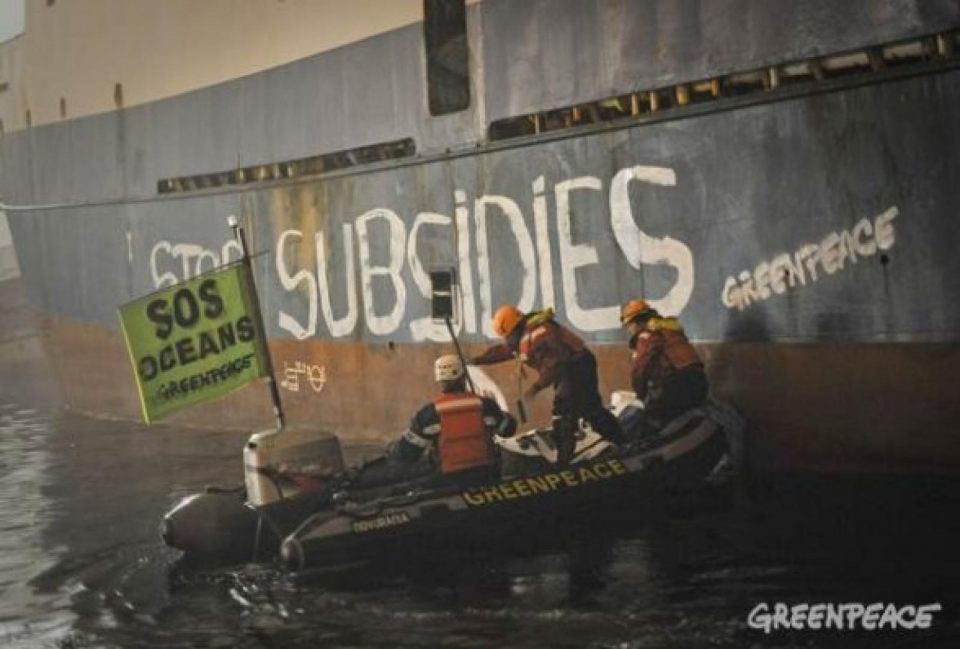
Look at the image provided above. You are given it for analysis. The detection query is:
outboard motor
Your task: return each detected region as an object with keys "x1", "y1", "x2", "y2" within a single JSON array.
[
  {"x1": 244, "y1": 428, "x2": 344, "y2": 506},
  {"x1": 162, "y1": 428, "x2": 343, "y2": 561}
]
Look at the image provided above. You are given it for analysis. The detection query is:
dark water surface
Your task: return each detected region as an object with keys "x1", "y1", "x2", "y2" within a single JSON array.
[{"x1": 2, "y1": 397, "x2": 960, "y2": 648}]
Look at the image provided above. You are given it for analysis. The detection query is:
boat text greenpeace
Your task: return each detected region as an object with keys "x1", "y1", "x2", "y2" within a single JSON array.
[
  {"x1": 118, "y1": 261, "x2": 268, "y2": 422},
  {"x1": 461, "y1": 458, "x2": 628, "y2": 506}
]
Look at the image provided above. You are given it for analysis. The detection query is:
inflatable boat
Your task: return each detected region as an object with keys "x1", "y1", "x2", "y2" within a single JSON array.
[{"x1": 161, "y1": 395, "x2": 744, "y2": 570}]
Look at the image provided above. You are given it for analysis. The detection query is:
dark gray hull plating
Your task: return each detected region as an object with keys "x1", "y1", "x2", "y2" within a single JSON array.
[{"x1": 2, "y1": 1, "x2": 958, "y2": 472}]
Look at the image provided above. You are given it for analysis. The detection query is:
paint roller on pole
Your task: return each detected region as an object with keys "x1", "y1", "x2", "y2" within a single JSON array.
[
  {"x1": 429, "y1": 268, "x2": 527, "y2": 424},
  {"x1": 429, "y1": 268, "x2": 476, "y2": 394}
]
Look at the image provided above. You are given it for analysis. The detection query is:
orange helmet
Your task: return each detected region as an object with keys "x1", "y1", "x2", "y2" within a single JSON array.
[
  {"x1": 492, "y1": 305, "x2": 524, "y2": 338},
  {"x1": 620, "y1": 299, "x2": 656, "y2": 326}
]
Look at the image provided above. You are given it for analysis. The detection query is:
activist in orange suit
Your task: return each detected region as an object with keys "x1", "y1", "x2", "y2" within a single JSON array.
[
  {"x1": 471, "y1": 305, "x2": 626, "y2": 463},
  {"x1": 620, "y1": 299, "x2": 708, "y2": 425}
]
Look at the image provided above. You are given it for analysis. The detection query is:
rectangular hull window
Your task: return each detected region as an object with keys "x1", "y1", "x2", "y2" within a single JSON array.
[{"x1": 424, "y1": 0, "x2": 470, "y2": 115}]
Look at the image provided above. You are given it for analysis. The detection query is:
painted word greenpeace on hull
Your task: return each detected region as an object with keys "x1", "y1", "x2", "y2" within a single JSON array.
[
  {"x1": 462, "y1": 458, "x2": 628, "y2": 507},
  {"x1": 722, "y1": 206, "x2": 898, "y2": 311},
  {"x1": 119, "y1": 262, "x2": 268, "y2": 422}
]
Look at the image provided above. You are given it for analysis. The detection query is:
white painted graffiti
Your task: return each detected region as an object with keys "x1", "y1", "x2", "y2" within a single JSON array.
[
  {"x1": 150, "y1": 240, "x2": 243, "y2": 288},
  {"x1": 275, "y1": 166, "x2": 695, "y2": 340},
  {"x1": 280, "y1": 360, "x2": 327, "y2": 393},
  {"x1": 721, "y1": 206, "x2": 898, "y2": 311},
  {"x1": 143, "y1": 169, "x2": 900, "y2": 338}
]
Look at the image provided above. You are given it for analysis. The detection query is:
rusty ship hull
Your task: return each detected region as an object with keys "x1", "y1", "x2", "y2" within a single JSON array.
[{"x1": 1, "y1": 0, "x2": 959, "y2": 474}]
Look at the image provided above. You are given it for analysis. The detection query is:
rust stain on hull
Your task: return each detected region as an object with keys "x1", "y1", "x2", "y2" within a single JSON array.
[{"x1": 29, "y1": 312, "x2": 960, "y2": 474}]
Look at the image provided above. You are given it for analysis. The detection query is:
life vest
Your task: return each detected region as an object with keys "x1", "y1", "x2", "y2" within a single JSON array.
[
  {"x1": 435, "y1": 392, "x2": 496, "y2": 474},
  {"x1": 641, "y1": 317, "x2": 703, "y2": 372},
  {"x1": 518, "y1": 309, "x2": 585, "y2": 359}
]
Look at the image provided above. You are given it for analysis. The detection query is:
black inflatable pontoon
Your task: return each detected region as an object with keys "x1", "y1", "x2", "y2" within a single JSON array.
[{"x1": 162, "y1": 397, "x2": 743, "y2": 571}]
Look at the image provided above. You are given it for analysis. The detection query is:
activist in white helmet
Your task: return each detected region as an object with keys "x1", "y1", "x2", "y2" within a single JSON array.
[
  {"x1": 434, "y1": 354, "x2": 466, "y2": 385},
  {"x1": 393, "y1": 353, "x2": 516, "y2": 476}
]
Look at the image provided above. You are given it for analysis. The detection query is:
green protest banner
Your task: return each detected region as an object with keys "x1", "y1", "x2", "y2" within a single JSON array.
[{"x1": 118, "y1": 262, "x2": 268, "y2": 422}]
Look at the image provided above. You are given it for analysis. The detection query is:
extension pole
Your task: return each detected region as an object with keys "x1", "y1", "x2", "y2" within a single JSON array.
[
  {"x1": 444, "y1": 317, "x2": 477, "y2": 394},
  {"x1": 228, "y1": 215, "x2": 286, "y2": 432}
]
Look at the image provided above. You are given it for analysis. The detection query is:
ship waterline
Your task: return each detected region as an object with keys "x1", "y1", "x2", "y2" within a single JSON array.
[{"x1": 36, "y1": 310, "x2": 960, "y2": 474}]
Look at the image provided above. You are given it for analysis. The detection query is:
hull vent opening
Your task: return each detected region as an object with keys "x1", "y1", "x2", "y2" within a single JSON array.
[
  {"x1": 489, "y1": 29, "x2": 960, "y2": 142},
  {"x1": 157, "y1": 138, "x2": 416, "y2": 195}
]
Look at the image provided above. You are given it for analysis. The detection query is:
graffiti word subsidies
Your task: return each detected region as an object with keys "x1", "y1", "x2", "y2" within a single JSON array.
[
  {"x1": 721, "y1": 206, "x2": 898, "y2": 311},
  {"x1": 275, "y1": 166, "x2": 695, "y2": 341}
]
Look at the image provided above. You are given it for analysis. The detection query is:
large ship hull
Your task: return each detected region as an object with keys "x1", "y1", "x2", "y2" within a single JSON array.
[
  {"x1": 2, "y1": 1, "x2": 959, "y2": 474},
  {"x1": 30, "y1": 318, "x2": 960, "y2": 474}
]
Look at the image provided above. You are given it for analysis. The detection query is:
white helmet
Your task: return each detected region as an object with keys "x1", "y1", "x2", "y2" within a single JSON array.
[{"x1": 434, "y1": 354, "x2": 465, "y2": 383}]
